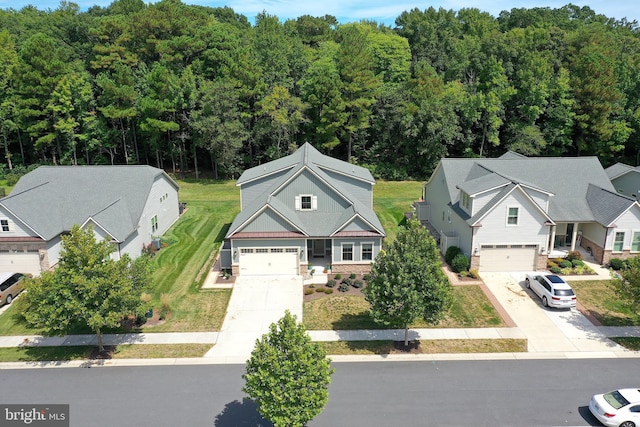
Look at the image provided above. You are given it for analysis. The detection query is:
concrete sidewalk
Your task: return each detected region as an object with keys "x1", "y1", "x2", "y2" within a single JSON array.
[{"x1": 0, "y1": 332, "x2": 218, "y2": 347}]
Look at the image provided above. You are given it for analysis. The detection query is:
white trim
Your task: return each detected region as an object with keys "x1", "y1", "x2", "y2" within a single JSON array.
[
  {"x1": 360, "y1": 241, "x2": 374, "y2": 261},
  {"x1": 80, "y1": 217, "x2": 118, "y2": 242},
  {"x1": 331, "y1": 213, "x2": 385, "y2": 237},
  {"x1": 316, "y1": 165, "x2": 375, "y2": 184},
  {"x1": 467, "y1": 183, "x2": 511, "y2": 198},
  {"x1": 506, "y1": 206, "x2": 520, "y2": 226},
  {"x1": 299, "y1": 194, "x2": 313, "y2": 211},
  {"x1": 0, "y1": 203, "x2": 45, "y2": 239},
  {"x1": 230, "y1": 205, "x2": 308, "y2": 236},
  {"x1": 470, "y1": 184, "x2": 554, "y2": 227},
  {"x1": 341, "y1": 242, "x2": 354, "y2": 262},
  {"x1": 631, "y1": 229, "x2": 640, "y2": 253},
  {"x1": 236, "y1": 165, "x2": 297, "y2": 186},
  {"x1": 613, "y1": 230, "x2": 625, "y2": 253},
  {"x1": 606, "y1": 201, "x2": 640, "y2": 228}
]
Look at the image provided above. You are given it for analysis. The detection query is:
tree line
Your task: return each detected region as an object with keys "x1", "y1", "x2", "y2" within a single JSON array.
[{"x1": 1, "y1": 0, "x2": 639, "y2": 180}]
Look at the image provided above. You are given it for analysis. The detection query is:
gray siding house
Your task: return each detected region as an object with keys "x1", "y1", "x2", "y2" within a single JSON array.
[
  {"x1": 606, "y1": 162, "x2": 640, "y2": 199},
  {"x1": 223, "y1": 143, "x2": 385, "y2": 276},
  {"x1": 0, "y1": 166, "x2": 180, "y2": 275},
  {"x1": 418, "y1": 152, "x2": 640, "y2": 271}
]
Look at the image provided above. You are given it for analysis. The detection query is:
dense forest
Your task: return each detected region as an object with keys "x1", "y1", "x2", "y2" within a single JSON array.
[{"x1": 0, "y1": 1, "x2": 639, "y2": 180}]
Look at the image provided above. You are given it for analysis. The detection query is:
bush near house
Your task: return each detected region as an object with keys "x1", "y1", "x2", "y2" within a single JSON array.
[
  {"x1": 451, "y1": 254, "x2": 470, "y2": 273},
  {"x1": 609, "y1": 258, "x2": 628, "y2": 271},
  {"x1": 445, "y1": 246, "x2": 462, "y2": 265},
  {"x1": 547, "y1": 257, "x2": 595, "y2": 275}
]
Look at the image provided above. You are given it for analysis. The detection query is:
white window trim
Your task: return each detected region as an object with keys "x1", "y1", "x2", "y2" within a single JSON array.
[
  {"x1": 341, "y1": 242, "x2": 354, "y2": 262},
  {"x1": 361, "y1": 241, "x2": 374, "y2": 262},
  {"x1": 613, "y1": 231, "x2": 626, "y2": 253},
  {"x1": 632, "y1": 230, "x2": 640, "y2": 253},
  {"x1": 506, "y1": 206, "x2": 519, "y2": 226},
  {"x1": 296, "y1": 194, "x2": 317, "y2": 211}
]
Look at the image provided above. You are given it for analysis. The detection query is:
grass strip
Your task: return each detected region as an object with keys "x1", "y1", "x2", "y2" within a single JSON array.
[{"x1": 318, "y1": 339, "x2": 527, "y2": 355}]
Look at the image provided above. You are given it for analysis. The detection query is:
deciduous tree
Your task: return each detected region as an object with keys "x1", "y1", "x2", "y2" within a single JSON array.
[
  {"x1": 243, "y1": 310, "x2": 334, "y2": 427},
  {"x1": 23, "y1": 225, "x2": 152, "y2": 351},
  {"x1": 363, "y1": 219, "x2": 453, "y2": 346}
]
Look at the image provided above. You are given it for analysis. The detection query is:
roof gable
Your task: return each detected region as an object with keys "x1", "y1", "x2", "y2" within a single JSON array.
[{"x1": 0, "y1": 166, "x2": 176, "y2": 241}]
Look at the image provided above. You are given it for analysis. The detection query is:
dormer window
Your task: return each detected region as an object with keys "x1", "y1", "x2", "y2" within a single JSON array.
[{"x1": 295, "y1": 195, "x2": 317, "y2": 211}]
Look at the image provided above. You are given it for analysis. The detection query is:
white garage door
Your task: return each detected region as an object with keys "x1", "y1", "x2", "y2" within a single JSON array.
[
  {"x1": 239, "y1": 248, "x2": 299, "y2": 275},
  {"x1": 479, "y1": 245, "x2": 537, "y2": 272},
  {"x1": 0, "y1": 252, "x2": 42, "y2": 276}
]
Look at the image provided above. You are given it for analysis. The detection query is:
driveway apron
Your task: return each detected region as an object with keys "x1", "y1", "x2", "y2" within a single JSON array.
[
  {"x1": 481, "y1": 272, "x2": 625, "y2": 354},
  {"x1": 204, "y1": 275, "x2": 303, "y2": 360}
]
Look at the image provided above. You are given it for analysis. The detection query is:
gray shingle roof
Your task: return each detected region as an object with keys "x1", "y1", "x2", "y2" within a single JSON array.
[
  {"x1": 227, "y1": 143, "x2": 384, "y2": 238},
  {"x1": 1, "y1": 166, "x2": 178, "y2": 241},
  {"x1": 440, "y1": 156, "x2": 619, "y2": 224},
  {"x1": 586, "y1": 184, "x2": 636, "y2": 226},
  {"x1": 605, "y1": 162, "x2": 640, "y2": 180}
]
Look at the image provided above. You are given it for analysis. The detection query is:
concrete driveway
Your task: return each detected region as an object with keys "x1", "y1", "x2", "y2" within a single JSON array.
[
  {"x1": 481, "y1": 272, "x2": 626, "y2": 355},
  {"x1": 204, "y1": 275, "x2": 303, "y2": 361}
]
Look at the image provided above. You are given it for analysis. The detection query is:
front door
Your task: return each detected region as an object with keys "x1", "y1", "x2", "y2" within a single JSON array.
[
  {"x1": 565, "y1": 223, "x2": 574, "y2": 247},
  {"x1": 313, "y1": 239, "x2": 325, "y2": 257}
]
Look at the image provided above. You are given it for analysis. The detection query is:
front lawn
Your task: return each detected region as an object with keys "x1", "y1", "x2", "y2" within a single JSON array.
[
  {"x1": 570, "y1": 280, "x2": 640, "y2": 326},
  {"x1": 303, "y1": 286, "x2": 507, "y2": 330}
]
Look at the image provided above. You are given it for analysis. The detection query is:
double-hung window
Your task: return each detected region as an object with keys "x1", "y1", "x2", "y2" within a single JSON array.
[
  {"x1": 342, "y1": 243, "x2": 353, "y2": 261},
  {"x1": 361, "y1": 243, "x2": 373, "y2": 261},
  {"x1": 613, "y1": 232, "x2": 625, "y2": 252},
  {"x1": 151, "y1": 215, "x2": 158, "y2": 233},
  {"x1": 0, "y1": 219, "x2": 8, "y2": 232},
  {"x1": 632, "y1": 232, "x2": 640, "y2": 252},
  {"x1": 507, "y1": 207, "x2": 519, "y2": 225}
]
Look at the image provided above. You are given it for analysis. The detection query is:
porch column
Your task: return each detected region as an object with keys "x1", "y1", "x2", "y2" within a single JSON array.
[
  {"x1": 549, "y1": 225, "x2": 556, "y2": 254},
  {"x1": 570, "y1": 222, "x2": 578, "y2": 251}
]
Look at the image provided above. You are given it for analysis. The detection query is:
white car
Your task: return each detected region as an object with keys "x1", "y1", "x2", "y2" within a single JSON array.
[
  {"x1": 524, "y1": 273, "x2": 576, "y2": 308},
  {"x1": 589, "y1": 388, "x2": 640, "y2": 427}
]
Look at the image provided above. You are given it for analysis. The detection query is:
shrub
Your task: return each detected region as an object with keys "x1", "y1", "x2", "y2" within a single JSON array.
[
  {"x1": 349, "y1": 273, "x2": 356, "y2": 279},
  {"x1": 572, "y1": 259, "x2": 584, "y2": 267},
  {"x1": 451, "y1": 254, "x2": 469, "y2": 273},
  {"x1": 326, "y1": 279, "x2": 336, "y2": 288},
  {"x1": 159, "y1": 293, "x2": 171, "y2": 320},
  {"x1": 459, "y1": 270, "x2": 468, "y2": 277},
  {"x1": 304, "y1": 288, "x2": 314, "y2": 295},
  {"x1": 468, "y1": 269, "x2": 480, "y2": 279},
  {"x1": 338, "y1": 283, "x2": 349, "y2": 292},
  {"x1": 566, "y1": 250, "x2": 583, "y2": 261},
  {"x1": 352, "y1": 279, "x2": 364, "y2": 289},
  {"x1": 334, "y1": 273, "x2": 342, "y2": 280},
  {"x1": 341, "y1": 277, "x2": 353, "y2": 287},
  {"x1": 5, "y1": 172, "x2": 21, "y2": 186},
  {"x1": 445, "y1": 246, "x2": 462, "y2": 265},
  {"x1": 362, "y1": 274, "x2": 371, "y2": 281},
  {"x1": 315, "y1": 287, "x2": 326, "y2": 293},
  {"x1": 550, "y1": 266, "x2": 562, "y2": 274},
  {"x1": 609, "y1": 258, "x2": 627, "y2": 271},
  {"x1": 559, "y1": 260, "x2": 572, "y2": 269},
  {"x1": 547, "y1": 260, "x2": 558, "y2": 269},
  {"x1": 324, "y1": 288, "x2": 333, "y2": 294}
]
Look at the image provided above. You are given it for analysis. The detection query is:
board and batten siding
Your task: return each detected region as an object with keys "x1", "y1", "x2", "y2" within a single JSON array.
[
  {"x1": 241, "y1": 208, "x2": 298, "y2": 233},
  {"x1": 473, "y1": 189, "x2": 548, "y2": 250},
  {"x1": 273, "y1": 170, "x2": 350, "y2": 213},
  {"x1": 341, "y1": 217, "x2": 372, "y2": 232},
  {"x1": 331, "y1": 238, "x2": 381, "y2": 263},
  {"x1": 241, "y1": 169, "x2": 291, "y2": 208},
  {"x1": 322, "y1": 170, "x2": 373, "y2": 206},
  {"x1": 604, "y1": 205, "x2": 640, "y2": 250}
]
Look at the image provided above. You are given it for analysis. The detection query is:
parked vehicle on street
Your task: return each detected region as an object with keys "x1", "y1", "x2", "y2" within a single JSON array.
[
  {"x1": 0, "y1": 272, "x2": 25, "y2": 306},
  {"x1": 524, "y1": 273, "x2": 576, "y2": 308},
  {"x1": 589, "y1": 388, "x2": 640, "y2": 427}
]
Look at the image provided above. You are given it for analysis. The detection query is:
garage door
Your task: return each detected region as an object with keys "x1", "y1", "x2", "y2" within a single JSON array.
[
  {"x1": 479, "y1": 245, "x2": 537, "y2": 272},
  {"x1": 0, "y1": 252, "x2": 42, "y2": 276},
  {"x1": 239, "y1": 248, "x2": 299, "y2": 275}
]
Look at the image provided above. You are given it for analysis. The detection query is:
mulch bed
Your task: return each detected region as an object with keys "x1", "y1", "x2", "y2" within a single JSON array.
[
  {"x1": 393, "y1": 340, "x2": 421, "y2": 353},
  {"x1": 88, "y1": 345, "x2": 117, "y2": 359},
  {"x1": 303, "y1": 274, "x2": 368, "y2": 301}
]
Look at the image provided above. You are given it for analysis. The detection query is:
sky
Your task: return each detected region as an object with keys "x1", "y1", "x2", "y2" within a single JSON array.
[{"x1": 0, "y1": 0, "x2": 638, "y2": 27}]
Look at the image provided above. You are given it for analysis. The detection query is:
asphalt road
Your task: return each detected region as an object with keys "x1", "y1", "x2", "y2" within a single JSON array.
[{"x1": 1, "y1": 359, "x2": 639, "y2": 426}]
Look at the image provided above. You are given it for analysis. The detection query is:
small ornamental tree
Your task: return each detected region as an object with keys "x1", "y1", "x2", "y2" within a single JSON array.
[
  {"x1": 243, "y1": 310, "x2": 334, "y2": 427},
  {"x1": 611, "y1": 255, "x2": 640, "y2": 315},
  {"x1": 23, "y1": 225, "x2": 152, "y2": 351},
  {"x1": 363, "y1": 218, "x2": 453, "y2": 346}
]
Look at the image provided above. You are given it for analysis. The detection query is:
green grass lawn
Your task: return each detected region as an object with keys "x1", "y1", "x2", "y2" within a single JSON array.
[
  {"x1": 570, "y1": 280, "x2": 640, "y2": 326},
  {"x1": 374, "y1": 181, "x2": 423, "y2": 243},
  {"x1": 303, "y1": 285, "x2": 506, "y2": 330},
  {"x1": 318, "y1": 339, "x2": 527, "y2": 355}
]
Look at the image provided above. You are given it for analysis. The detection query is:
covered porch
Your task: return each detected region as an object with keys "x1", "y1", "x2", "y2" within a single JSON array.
[{"x1": 547, "y1": 222, "x2": 595, "y2": 261}]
